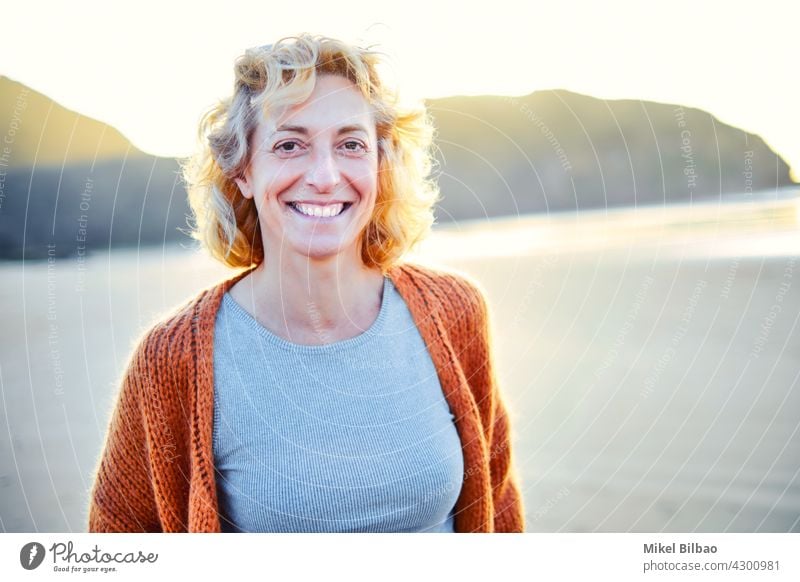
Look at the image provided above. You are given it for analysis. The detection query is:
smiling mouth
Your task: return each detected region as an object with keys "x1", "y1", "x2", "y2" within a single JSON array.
[{"x1": 287, "y1": 201, "x2": 353, "y2": 219}]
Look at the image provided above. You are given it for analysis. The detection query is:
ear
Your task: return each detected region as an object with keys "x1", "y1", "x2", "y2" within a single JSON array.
[{"x1": 235, "y1": 176, "x2": 254, "y2": 200}]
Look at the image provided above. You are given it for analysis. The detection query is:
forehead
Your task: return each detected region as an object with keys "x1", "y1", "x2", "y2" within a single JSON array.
[{"x1": 260, "y1": 74, "x2": 376, "y2": 136}]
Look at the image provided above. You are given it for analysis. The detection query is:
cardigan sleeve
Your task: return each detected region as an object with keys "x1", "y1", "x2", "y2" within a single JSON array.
[
  {"x1": 488, "y1": 391, "x2": 525, "y2": 532},
  {"x1": 463, "y1": 278, "x2": 526, "y2": 533},
  {"x1": 87, "y1": 329, "x2": 163, "y2": 532}
]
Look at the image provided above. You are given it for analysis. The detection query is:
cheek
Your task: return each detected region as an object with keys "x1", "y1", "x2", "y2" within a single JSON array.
[
  {"x1": 347, "y1": 159, "x2": 380, "y2": 199},
  {"x1": 256, "y1": 165, "x2": 299, "y2": 201}
]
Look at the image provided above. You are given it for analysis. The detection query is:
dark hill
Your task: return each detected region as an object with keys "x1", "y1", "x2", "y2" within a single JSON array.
[
  {"x1": 428, "y1": 90, "x2": 794, "y2": 219},
  {"x1": 0, "y1": 76, "x2": 140, "y2": 166}
]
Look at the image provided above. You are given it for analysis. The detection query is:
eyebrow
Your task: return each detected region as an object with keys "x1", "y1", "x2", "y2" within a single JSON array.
[{"x1": 273, "y1": 123, "x2": 370, "y2": 137}]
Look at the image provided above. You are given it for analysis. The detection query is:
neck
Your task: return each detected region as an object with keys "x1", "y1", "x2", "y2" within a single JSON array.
[{"x1": 235, "y1": 248, "x2": 385, "y2": 344}]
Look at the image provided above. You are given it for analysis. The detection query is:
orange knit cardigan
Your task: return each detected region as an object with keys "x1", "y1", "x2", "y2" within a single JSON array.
[{"x1": 88, "y1": 262, "x2": 525, "y2": 532}]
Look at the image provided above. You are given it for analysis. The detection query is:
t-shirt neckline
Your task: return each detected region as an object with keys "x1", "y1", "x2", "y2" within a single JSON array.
[{"x1": 221, "y1": 276, "x2": 392, "y2": 354}]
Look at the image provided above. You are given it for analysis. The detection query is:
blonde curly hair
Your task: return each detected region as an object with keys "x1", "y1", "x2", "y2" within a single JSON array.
[{"x1": 182, "y1": 34, "x2": 440, "y2": 273}]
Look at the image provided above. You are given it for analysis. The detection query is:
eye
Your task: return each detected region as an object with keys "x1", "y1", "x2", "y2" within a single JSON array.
[
  {"x1": 339, "y1": 139, "x2": 367, "y2": 154},
  {"x1": 273, "y1": 140, "x2": 306, "y2": 156}
]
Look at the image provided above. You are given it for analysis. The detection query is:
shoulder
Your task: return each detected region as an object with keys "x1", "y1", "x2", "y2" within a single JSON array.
[
  {"x1": 123, "y1": 269, "x2": 248, "y2": 374},
  {"x1": 389, "y1": 262, "x2": 491, "y2": 342},
  {"x1": 390, "y1": 263, "x2": 484, "y2": 300},
  {"x1": 131, "y1": 288, "x2": 207, "y2": 355},
  {"x1": 390, "y1": 261, "x2": 490, "y2": 313}
]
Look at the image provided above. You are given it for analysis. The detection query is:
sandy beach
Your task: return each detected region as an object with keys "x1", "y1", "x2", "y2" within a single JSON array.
[{"x1": 1, "y1": 197, "x2": 798, "y2": 532}]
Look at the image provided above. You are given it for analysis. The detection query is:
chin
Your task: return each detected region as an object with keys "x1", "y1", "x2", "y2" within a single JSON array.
[{"x1": 293, "y1": 240, "x2": 356, "y2": 262}]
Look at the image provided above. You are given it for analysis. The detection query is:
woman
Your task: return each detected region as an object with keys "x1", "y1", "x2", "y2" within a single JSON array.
[{"x1": 87, "y1": 34, "x2": 524, "y2": 533}]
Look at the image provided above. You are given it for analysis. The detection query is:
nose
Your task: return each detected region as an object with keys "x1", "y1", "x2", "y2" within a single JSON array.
[{"x1": 305, "y1": 149, "x2": 341, "y2": 193}]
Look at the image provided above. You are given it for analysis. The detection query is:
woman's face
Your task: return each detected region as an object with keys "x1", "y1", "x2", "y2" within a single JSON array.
[{"x1": 236, "y1": 74, "x2": 379, "y2": 264}]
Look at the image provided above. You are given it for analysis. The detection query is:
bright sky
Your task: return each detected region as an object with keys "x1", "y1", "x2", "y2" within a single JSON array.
[{"x1": 3, "y1": 0, "x2": 798, "y2": 177}]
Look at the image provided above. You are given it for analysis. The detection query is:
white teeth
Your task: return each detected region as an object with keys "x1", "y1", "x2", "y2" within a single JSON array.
[{"x1": 294, "y1": 202, "x2": 344, "y2": 217}]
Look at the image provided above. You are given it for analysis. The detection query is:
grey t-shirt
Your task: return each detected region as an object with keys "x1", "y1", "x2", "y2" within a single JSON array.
[{"x1": 212, "y1": 276, "x2": 464, "y2": 532}]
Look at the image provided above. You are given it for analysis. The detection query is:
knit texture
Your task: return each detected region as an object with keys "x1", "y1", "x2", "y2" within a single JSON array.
[{"x1": 87, "y1": 262, "x2": 525, "y2": 533}]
